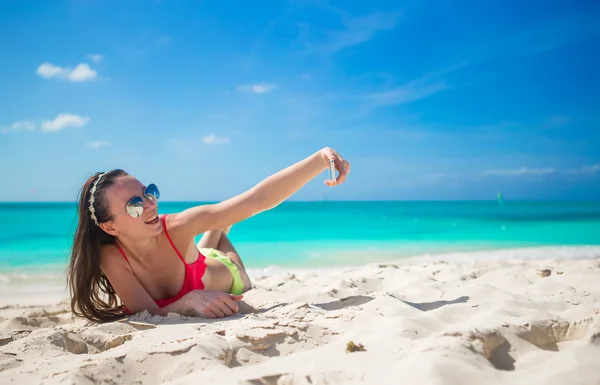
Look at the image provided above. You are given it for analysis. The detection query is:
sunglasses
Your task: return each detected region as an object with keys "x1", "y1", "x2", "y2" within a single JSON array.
[{"x1": 111, "y1": 183, "x2": 160, "y2": 219}]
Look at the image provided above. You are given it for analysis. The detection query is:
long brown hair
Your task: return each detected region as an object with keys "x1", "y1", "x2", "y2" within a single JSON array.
[{"x1": 67, "y1": 169, "x2": 129, "y2": 323}]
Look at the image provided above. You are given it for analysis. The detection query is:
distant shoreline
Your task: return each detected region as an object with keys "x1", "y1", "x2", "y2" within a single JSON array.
[{"x1": 2, "y1": 199, "x2": 600, "y2": 204}]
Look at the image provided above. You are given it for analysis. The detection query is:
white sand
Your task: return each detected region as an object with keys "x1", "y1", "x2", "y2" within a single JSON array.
[{"x1": 1, "y1": 246, "x2": 600, "y2": 385}]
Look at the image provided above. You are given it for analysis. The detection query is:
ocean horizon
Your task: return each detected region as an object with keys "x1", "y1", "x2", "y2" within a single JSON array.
[{"x1": 1, "y1": 200, "x2": 600, "y2": 279}]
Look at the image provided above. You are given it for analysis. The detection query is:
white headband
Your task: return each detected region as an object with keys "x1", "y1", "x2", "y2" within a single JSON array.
[{"x1": 89, "y1": 172, "x2": 107, "y2": 226}]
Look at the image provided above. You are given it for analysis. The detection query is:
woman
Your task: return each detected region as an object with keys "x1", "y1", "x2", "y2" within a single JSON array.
[{"x1": 67, "y1": 147, "x2": 350, "y2": 323}]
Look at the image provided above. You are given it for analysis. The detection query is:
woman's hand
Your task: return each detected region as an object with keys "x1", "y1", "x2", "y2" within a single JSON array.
[
  {"x1": 320, "y1": 147, "x2": 351, "y2": 186},
  {"x1": 183, "y1": 290, "x2": 244, "y2": 318}
]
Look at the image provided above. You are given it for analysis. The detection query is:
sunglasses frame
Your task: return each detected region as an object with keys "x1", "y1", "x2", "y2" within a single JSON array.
[{"x1": 109, "y1": 183, "x2": 160, "y2": 220}]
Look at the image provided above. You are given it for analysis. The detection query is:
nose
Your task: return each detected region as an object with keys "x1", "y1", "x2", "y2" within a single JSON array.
[{"x1": 142, "y1": 194, "x2": 157, "y2": 210}]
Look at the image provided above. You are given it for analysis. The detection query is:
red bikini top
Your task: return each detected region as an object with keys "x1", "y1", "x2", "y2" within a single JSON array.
[{"x1": 115, "y1": 214, "x2": 207, "y2": 309}]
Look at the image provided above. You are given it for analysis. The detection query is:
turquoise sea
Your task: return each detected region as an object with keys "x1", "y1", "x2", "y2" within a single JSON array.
[{"x1": 1, "y1": 201, "x2": 600, "y2": 278}]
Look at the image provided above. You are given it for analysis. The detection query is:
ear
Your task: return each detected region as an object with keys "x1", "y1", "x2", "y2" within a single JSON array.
[{"x1": 100, "y1": 221, "x2": 119, "y2": 237}]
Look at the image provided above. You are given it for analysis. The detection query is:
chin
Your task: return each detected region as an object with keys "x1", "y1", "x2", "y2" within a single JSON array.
[
  {"x1": 147, "y1": 219, "x2": 163, "y2": 236},
  {"x1": 131, "y1": 220, "x2": 162, "y2": 238}
]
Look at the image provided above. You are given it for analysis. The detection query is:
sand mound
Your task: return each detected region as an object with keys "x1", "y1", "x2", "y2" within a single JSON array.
[{"x1": 1, "y1": 247, "x2": 599, "y2": 385}]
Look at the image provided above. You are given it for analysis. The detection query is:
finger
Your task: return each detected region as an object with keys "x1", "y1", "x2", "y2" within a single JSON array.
[
  {"x1": 223, "y1": 296, "x2": 239, "y2": 313},
  {"x1": 342, "y1": 160, "x2": 350, "y2": 175},
  {"x1": 219, "y1": 305, "x2": 235, "y2": 317},
  {"x1": 325, "y1": 177, "x2": 339, "y2": 186},
  {"x1": 331, "y1": 162, "x2": 348, "y2": 185},
  {"x1": 324, "y1": 165, "x2": 340, "y2": 186},
  {"x1": 337, "y1": 169, "x2": 348, "y2": 184},
  {"x1": 333, "y1": 157, "x2": 349, "y2": 183},
  {"x1": 215, "y1": 307, "x2": 228, "y2": 317},
  {"x1": 205, "y1": 309, "x2": 219, "y2": 318},
  {"x1": 325, "y1": 149, "x2": 345, "y2": 171},
  {"x1": 217, "y1": 303, "x2": 232, "y2": 317},
  {"x1": 208, "y1": 301, "x2": 226, "y2": 317},
  {"x1": 229, "y1": 294, "x2": 244, "y2": 301}
]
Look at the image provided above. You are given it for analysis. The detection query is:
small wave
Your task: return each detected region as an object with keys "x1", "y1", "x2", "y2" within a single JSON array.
[{"x1": 0, "y1": 264, "x2": 66, "y2": 285}]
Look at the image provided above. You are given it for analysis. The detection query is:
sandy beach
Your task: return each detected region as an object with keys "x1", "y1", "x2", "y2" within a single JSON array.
[{"x1": 1, "y1": 246, "x2": 600, "y2": 385}]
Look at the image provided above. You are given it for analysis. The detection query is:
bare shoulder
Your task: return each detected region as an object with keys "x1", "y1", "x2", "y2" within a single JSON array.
[
  {"x1": 99, "y1": 243, "x2": 131, "y2": 273},
  {"x1": 161, "y1": 212, "x2": 186, "y2": 233},
  {"x1": 160, "y1": 212, "x2": 202, "y2": 246},
  {"x1": 98, "y1": 243, "x2": 160, "y2": 313}
]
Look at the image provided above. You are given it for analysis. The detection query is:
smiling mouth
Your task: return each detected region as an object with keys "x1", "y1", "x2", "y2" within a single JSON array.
[{"x1": 144, "y1": 213, "x2": 158, "y2": 224}]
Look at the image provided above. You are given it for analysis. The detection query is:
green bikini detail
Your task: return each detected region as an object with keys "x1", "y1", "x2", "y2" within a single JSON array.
[{"x1": 199, "y1": 247, "x2": 245, "y2": 295}]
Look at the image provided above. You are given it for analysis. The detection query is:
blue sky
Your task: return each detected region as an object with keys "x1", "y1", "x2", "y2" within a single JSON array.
[{"x1": 0, "y1": 0, "x2": 599, "y2": 201}]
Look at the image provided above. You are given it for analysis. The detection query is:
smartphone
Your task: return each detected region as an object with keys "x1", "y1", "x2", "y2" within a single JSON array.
[{"x1": 328, "y1": 158, "x2": 337, "y2": 183}]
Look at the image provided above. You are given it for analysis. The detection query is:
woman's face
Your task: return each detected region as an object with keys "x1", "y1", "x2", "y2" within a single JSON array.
[{"x1": 101, "y1": 175, "x2": 162, "y2": 238}]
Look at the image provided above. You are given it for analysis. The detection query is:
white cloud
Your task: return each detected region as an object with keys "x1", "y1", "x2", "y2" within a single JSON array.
[
  {"x1": 201, "y1": 134, "x2": 229, "y2": 145},
  {"x1": 36, "y1": 62, "x2": 97, "y2": 82},
  {"x1": 358, "y1": 64, "x2": 464, "y2": 110},
  {"x1": 299, "y1": 10, "x2": 402, "y2": 55},
  {"x1": 481, "y1": 163, "x2": 600, "y2": 178},
  {"x1": 581, "y1": 164, "x2": 600, "y2": 174},
  {"x1": 1, "y1": 120, "x2": 36, "y2": 134},
  {"x1": 236, "y1": 83, "x2": 278, "y2": 94},
  {"x1": 11, "y1": 120, "x2": 36, "y2": 131},
  {"x1": 67, "y1": 64, "x2": 97, "y2": 82},
  {"x1": 482, "y1": 167, "x2": 555, "y2": 177},
  {"x1": 37, "y1": 63, "x2": 67, "y2": 78},
  {"x1": 85, "y1": 54, "x2": 104, "y2": 63},
  {"x1": 41, "y1": 114, "x2": 90, "y2": 132},
  {"x1": 363, "y1": 80, "x2": 448, "y2": 107},
  {"x1": 568, "y1": 164, "x2": 600, "y2": 175},
  {"x1": 86, "y1": 141, "x2": 110, "y2": 149}
]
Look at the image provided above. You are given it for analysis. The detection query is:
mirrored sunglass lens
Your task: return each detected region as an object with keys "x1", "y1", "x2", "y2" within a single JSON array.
[
  {"x1": 145, "y1": 183, "x2": 160, "y2": 200},
  {"x1": 126, "y1": 197, "x2": 144, "y2": 218}
]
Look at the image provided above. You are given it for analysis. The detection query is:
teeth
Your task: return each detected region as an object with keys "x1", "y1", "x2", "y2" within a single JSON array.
[{"x1": 145, "y1": 214, "x2": 157, "y2": 224}]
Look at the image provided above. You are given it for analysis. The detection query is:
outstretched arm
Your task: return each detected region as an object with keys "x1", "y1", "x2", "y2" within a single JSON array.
[{"x1": 170, "y1": 147, "x2": 350, "y2": 238}]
